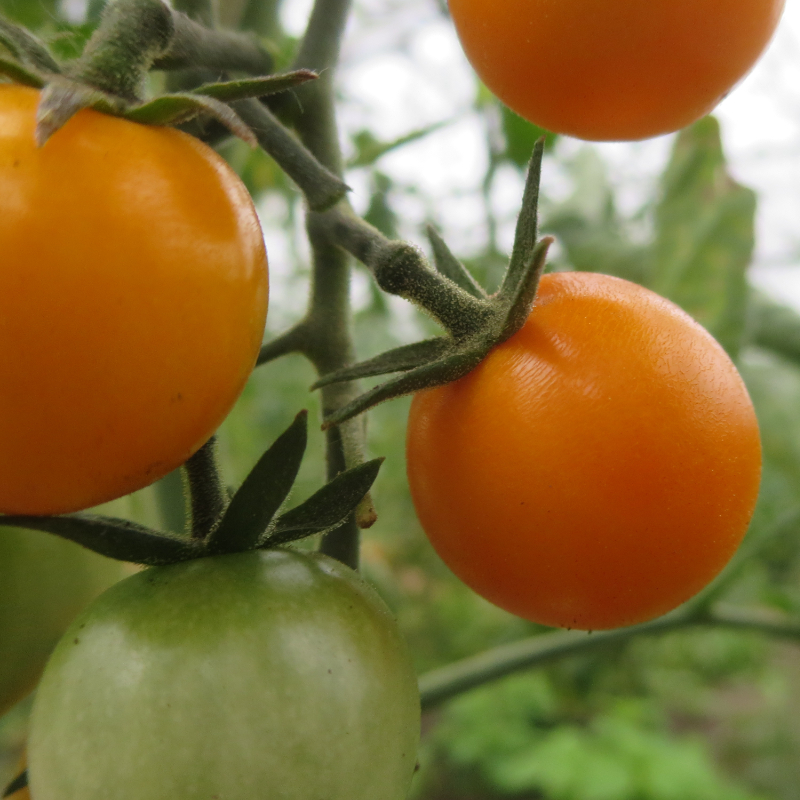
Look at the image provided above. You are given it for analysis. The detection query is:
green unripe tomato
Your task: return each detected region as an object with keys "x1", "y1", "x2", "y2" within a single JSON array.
[
  {"x1": 29, "y1": 549, "x2": 421, "y2": 800},
  {"x1": 0, "y1": 527, "x2": 124, "y2": 716}
]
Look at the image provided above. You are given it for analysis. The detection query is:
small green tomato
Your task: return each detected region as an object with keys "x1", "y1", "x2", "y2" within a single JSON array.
[{"x1": 28, "y1": 548, "x2": 420, "y2": 800}]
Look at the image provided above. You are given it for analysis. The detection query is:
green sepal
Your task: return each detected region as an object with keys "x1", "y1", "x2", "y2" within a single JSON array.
[
  {"x1": 427, "y1": 225, "x2": 486, "y2": 299},
  {"x1": 0, "y1": 55, "x2": 44, "y2": 88},
  {"x1": 318, "y1": 141, "x2": 553, "y2": 430},
  {"x1": 500, "y1": 138, "x2": 544, "y2": 301},
  {"x1": 496, "y1": 236, "x2": 553, "y2": 345},
  {"x1": 2, "y1": 769, "x2": 26, "y2": 798},
  {"x1": 0, "y1": 514, "x2": 203, "y2": 566},
  {"x1": 265, "y1": 458, "x2": 384, "y2": 546},
  {"x1": 0, "y1": 17, "x2": 59, "y2": 73},
  {"x1": 322, "y1": 347, "x2": 484, "y2": 429},
  {"x1": 192, "y1": 70, "x2": 317, "y2": 103},
  {"x1": 35, "y1": 79, "x2": 126, "y2": 145},
  {"x1": 124, "y1": 92, "x2": 257, "y2": 146},
  {"x1": 311, "y1": 337, "x2": 450, "y2": 389},
  {"x1": 205, "y1": 411, "x2": 308, "y2": 555}
]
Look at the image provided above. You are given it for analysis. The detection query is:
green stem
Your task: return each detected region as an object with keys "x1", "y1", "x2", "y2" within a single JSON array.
[
  {"x1": 234, "y1": 99, "x2": 348, "y2": 212},
  {"x1": 418, "y1": 604, "x2": 800, "y2": 710},
  {"x1": 182, "y1": 437, "x2": 227, "y2": 539},
  {"x1": 69, "y1": 0, "x2": 174, "y2": 101},
  {"x1": 154, "y1": 12, "x2": 272, "y2": 73},
  {"x1": 314, "y1": 207, "x2": 492, "y2": 339},
  {"x1": 168, "y1": 0, "x2": 214, "y2": 27},
  {"x1": 280, "y1": 0, "x2": 367, "y2": 568}
]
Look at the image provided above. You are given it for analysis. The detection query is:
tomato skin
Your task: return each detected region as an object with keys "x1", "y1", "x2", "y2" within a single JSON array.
[
  {"x1": 448, "y1": 0, "x2": 785, "y2": 141},
  {"x1": 0, "y1": 84, "x2": 268, "y2": 514},
  {"x1": 28, "y1": 549, "x2": 420, "y2": 800},
  {"x1": 0, "y1": 527, "x2": 124, "y2": 716},
  {"x1": 406, "y1": 272, "x2": 761, "y2": 630}
]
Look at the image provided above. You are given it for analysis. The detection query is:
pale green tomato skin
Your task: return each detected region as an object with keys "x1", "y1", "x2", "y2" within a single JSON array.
[
  {"x1": 0, "y1": 527, "x2": 124, "y2": 716},
  {"x1": 29, "y1": 548, "x2": 421, "y2": 800}
]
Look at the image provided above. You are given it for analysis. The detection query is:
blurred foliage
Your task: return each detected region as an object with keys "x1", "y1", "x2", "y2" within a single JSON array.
[{"x1": 4, "y1": 2, "x2": 800, "y2": 800}]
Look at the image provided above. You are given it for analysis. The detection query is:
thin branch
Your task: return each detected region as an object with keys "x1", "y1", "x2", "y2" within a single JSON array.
[
  {"x1": 182, "y1": 437, "x2": 227, "y2": 539},
  {"x1": 154, "y1": 11, "x2": 273, "y2": 73},
  {"x1": 257, "y1": 323, "x2": 308, "y2": 366},
  {"x1": 234, "y1": 98, "x2": 349, "y2": 211},
  {"x1": 418, "y1": 604, "x2": 800, "y2": 710}
]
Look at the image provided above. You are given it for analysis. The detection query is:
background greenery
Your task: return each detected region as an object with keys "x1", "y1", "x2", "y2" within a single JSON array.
[{"x1": 4, "y1": 1, "x2": 800, "y2": 799}]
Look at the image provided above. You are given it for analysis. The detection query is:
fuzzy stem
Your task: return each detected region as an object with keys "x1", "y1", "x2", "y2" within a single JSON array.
[
  {"x1": 314, "y1": 207, "x2": 492, "y2": 339},
  {"x1": 154, "y1": 12, "x2": 273, "y2": 73},
  {"x1": 283, "y1": 0, "x2": 368, "y2": 567},
  {"x1": 68, "y1": 0, "x2": 174, "y2": 101},
  {"x1": 182, "y1": 437, "x2": 227, "y2": 539},
  {"x1": 234, "y1": 99, "x2": 348, "y2": 212}
]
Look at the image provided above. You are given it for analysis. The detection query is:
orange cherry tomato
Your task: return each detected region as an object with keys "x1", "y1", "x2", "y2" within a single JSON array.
[
  {"x1": 447, "y1": 0, "x2": 785, "y2": 141},
  {"x1": 406, "y1": 272, "x2": 761, "y2": 630},
  {"x1": 0, "y1": 85, "x2": 268, "y2": 514}
]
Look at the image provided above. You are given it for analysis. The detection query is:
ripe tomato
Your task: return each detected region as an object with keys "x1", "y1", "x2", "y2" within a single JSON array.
[
  {"x1": 28, "y1": 549, "x2": 420, "y2": 800},
  {"x1": 406, "y1": 272, "x2": 761, "y2": 630},
  {"x1": 0, "y1": 527, "x2": 124, "y2": 716},
  {"x1": 0, "y1": 84, "x2": 268, "y2": 514},
  {"x1": 448, "y1": 0, "x2": 785, "y2": 141}
]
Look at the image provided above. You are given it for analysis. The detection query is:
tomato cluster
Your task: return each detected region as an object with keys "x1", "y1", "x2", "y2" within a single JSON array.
[
  {"x1": 406, "y1": 272, "x2": 762, "y2": 630},
  {"x1": 447, "y1": 0, "x2": 785, "y2": 140}
]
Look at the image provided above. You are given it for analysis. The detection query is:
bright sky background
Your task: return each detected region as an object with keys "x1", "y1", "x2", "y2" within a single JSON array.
[{"x1": 287, "y1": 0, "x2": 800, "y2": 314}]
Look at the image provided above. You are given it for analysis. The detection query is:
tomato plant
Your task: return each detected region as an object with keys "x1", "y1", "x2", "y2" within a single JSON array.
[
  {"x1": 406, "y1": 272, "x2": 762, "y2": 631},
  {"x1": 0, "y1": 527, "x2": 124, "y2": 716},
  {"x1": 0, "y1": 84, "x2": 268, "y2": 515},
  {"x1": 28, "y1": 548, "x2": 421, "y2": 800},
  {"x1": 447, "y1": 0, "x2": 785, "y2": 141}
]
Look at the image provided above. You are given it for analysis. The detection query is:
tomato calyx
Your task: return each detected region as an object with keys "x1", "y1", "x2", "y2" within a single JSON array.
[
  {"x1": 2, "y1": 768, "x2": 26, "y2": 797},
  {"x1": 312, "y1": 140, "x2": 553, "y2": 428},
  {"x1": 0, "y1": 412, "x2": 382, "y2": 566},
  {"x1": 0, "y1": 0, "x2": 316, "y2": 146}
]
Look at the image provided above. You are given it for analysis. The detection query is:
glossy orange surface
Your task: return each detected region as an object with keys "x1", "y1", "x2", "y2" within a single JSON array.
[
  {"x1": 448, "y1": 0, "x2": 785, "y2": 141},
  {"x1": 407, "y1": 272, "x2": 762, "y2": 630},
  {"x1": 0, "y1": 85, "x2": 268, "y2": 514}
]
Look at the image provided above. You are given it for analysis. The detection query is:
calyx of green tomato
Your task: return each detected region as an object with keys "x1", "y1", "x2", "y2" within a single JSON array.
[
  {"x1": 0, "y1": 0, "x2": 316, "y2": 145},
  {"x1": 0, "y1": 411, "x2": 382, "y2": 567},
  {"x1": 312, "y1": 140, "x2": 553, "y2": 428}
]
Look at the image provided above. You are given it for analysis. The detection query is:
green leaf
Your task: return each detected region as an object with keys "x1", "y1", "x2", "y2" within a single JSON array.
[
  {"x1": 348, "y1": 122, "x2": 448, "y2": 169},
  {"x1": 0, "y1": 15, "x2": 59, "y2": 72},
  {"x1": 125, "y1": 93, "x2": 257, "y2": 147},
  {"x1": 0, "y1": 515, "x2": 202, "y2": 566},
  {"x1": 427, "y1": 225, "x2": 486, "y2": 299},
  {"x1": 542, "y1": 148, "x2": 649, "y2": 285},
  {"x1": 0, "y1": 54, "x2": 43, "y2": 87},
  {"x1": 2, "y1": 770, "x2": 26, "y2": 798},
  {"x1": 651, "y1": 117, "x2": 755, "y2": 358},
  {"x1": 311, "y1": 337, "x2": 450, "y2": 389},
  {"x1": 192, "y1": 70, "x2": 317, "y2": 102},
  {"x1": 750, "y1": 291, "x2": 800, "y2": 367},
  {"x1": 267, "y1": 458, "x2": 383, "y2": 545},
  {"x1": 206, "y1": 411, "x2": 308, "y2": 554}
]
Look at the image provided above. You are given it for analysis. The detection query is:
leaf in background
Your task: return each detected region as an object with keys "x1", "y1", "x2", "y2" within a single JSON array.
[
  {"x1": 651, "y1": 117, "x2": 755, "y2": 358},
  {"x1": 501, "y1": 105, "x2": 557, "y2": 168},
  {"x1": 364, "y1": 172, "x2": 399, "y2": 239},
  {"x1": 348, "y1": 122, "x2": 447, "y2": 169},
  {"x1": 0, "y1": 0, "x2": 60, "y2": 29},
  {"x1": 543, "y1": 148, "x2": 649, "y2": 284}
]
